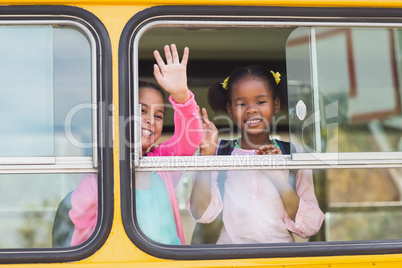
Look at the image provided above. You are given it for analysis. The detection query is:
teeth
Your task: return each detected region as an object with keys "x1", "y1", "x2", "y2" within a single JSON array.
[
  {"x1": 246, "y1": 119, "x2": 261, "y2": 124},
  {"x1": 142, "y1": 129, "x2": 152, "y2": 137}
]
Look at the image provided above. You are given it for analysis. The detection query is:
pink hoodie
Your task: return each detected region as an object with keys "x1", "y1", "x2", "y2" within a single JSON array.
[{"x1": 69, "y1": 92, "x2": 202, "y2": 246}]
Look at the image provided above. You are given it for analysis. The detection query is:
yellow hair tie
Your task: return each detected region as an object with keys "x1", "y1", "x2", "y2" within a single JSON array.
[
  {"x1": 270, "y1": 71, "x2": 281, "y2": 85},
  {"x1": 221, "y1": 76, "x2": 229, "y2": 90}
]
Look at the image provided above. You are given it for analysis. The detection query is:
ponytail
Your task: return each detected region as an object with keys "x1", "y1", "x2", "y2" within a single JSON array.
[{"x1": 207, "y1": 81, "x2": 230, "y2": 114}]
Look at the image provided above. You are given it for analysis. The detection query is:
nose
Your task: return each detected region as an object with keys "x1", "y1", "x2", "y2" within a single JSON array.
[
  {"x1": 142, "y1": 114, "x2": 152, "y2": 126},
  {"x1": 246, "y1": 105, "x2": 258, "y2": 115}
]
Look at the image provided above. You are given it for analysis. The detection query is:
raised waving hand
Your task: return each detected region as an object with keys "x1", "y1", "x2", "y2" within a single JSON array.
[{"x1": 153, "y1": 44, "x2": 190, "y2": 104}]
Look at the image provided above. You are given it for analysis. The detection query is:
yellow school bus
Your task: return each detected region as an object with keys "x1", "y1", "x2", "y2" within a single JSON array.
[{"x1": 1, "y1": 0, "x2": 402, "y2": 267}]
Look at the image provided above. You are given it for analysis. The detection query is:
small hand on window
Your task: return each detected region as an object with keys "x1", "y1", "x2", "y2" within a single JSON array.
[{"x1": 255, "y1": 144, "x2": 282, "y2": 155}]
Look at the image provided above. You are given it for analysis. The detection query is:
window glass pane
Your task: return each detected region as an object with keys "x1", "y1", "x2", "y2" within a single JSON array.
[
  {"x1": 287, "y1": 27, "x2": 402, "y2": 153},
  {"x1": 0, "y1": 173, "x2": 92, "y2": 248},
  {"x1": 0, "y1": 26, "x2": 93, "y2": 158},
  {"x1": 0, "y1": 26, "x2": 54, "y2": 157},
  {"x1": 135, "y1": 166, "x2": 402, "y2": 245},
  {"x1": 326, "y1": 167, "x2": 402, "y2": 241},
  {"x1": 135, "y1": 168, "x2": 325, "y2": 245},
  {"x1": 54, "y1": 28, "x2": 93, "y2": 157},
  {"x1": 326, "y1": 211, "x2": 402, "y2": 241}
]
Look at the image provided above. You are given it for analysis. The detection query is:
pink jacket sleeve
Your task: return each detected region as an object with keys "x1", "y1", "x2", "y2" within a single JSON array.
[
  {"x1": 284, "y1": 169, "x2": 325, "y2": 238},
  {"x1": 147, "y1": 91, "x2": 202, "y2": 157},
  {"x1": 69, "y1": 174, "x2": 98, "y2": 246}
]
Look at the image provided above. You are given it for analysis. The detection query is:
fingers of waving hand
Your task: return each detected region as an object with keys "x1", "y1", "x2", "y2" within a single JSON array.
[
  {"x1": 202, "y1": 107, "x2": 213, "y2": 128},
  {"x1": 153, "y1": 44, "x2": 188, "y2": 68},
  {"x1": 153, "y1": 48, "x2": 165, "y2": 69},
  {"x1": 180, "y1": 46, "x2": 189, "y2": 66},
  {"x1": 165, "y1": 44, "x2": 174, "y2": 64},
  {"x1": 168, "y1": 44, "x2": 189, "y2": 66},
  {"x1": 165, "y1": 44, "x2": 188, "y2": 65},
  {"x1": 153, "y1": 44, "x2": 189, "y2": 96}
]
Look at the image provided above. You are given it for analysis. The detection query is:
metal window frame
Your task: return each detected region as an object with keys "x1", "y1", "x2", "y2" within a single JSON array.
[{"x1": 0, "y1": 5, "x2": 113, "y2": 264}]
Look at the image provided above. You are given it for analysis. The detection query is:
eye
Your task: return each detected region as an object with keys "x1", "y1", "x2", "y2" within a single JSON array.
[
  {"x1": 257, "y1": 101, "x2": 267, "y2": 105},
  {"x1": 154, "y1": 114, "x2": 164, "y2": 120},
  {"x1": 235, "y1": 102, "x2": 245, "y2": 106},
  {"x1": 141, "y1": 108, "x2": 146, "y2": 114}
]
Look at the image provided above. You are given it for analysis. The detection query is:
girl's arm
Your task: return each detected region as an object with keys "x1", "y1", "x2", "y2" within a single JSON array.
[
  {"x1": 284, "y1": 169, "x2": 325, "y2": 238},
  {"x1": 190, "y1": 170, "x2": 214, "y2": 219},
  {"x1": 259, "y1": 170, "x2": 300, "y2": 221},
  {"x1": 148, "y1": 44, "x2": 202, "y2": 157},
  {"x1": 258, "y1": 147, "x2": 300, "y2": 220},
  {"x1": 149, "y1": 91, "x2": 202, "y2": 157},
  {"x1": 188, "y1": 170, "x2": 223, "y2": 223},
  {"x1": 190, "y1": 108, "x2": 221, "y2": 221},
  {"x1": 264, "y1": 170, "x2": 300, "y2": 221},
  {"x1": 261, "y1": 169, "x2": 324, "y2": 238}
]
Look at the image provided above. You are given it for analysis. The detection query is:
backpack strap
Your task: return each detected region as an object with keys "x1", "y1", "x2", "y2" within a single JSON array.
[
  {"x1": 274, "y1": 139, "x2": 297, "y2": 191},
  {"x1": 216, "y1": 140, "x2": 236, "y2": 197},
  {"x1": 275, "y1": 139, "x2": 290, "y2": 154},
  {"x1": 216, "y1": 139, "x2": 236, "y2": 155}
]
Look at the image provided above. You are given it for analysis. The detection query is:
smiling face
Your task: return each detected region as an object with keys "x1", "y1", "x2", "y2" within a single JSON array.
[
  {"x1": 139, "y1": 87, "x2": 165, "y2": 155},
  {"x1": 226, "y1": 76, "x2": 280, "y2": 148}
]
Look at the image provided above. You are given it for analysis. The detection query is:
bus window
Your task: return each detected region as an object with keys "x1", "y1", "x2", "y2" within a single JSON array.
[
  {"x1": 119, "y1": 6, "x2": 402, "y2": 260},
  {"x1": 0, "y1": 25, "x2": 94, "y2": 248},
  {"x1": 0, "y1": 12, "x2": 112, "y2": 254}
]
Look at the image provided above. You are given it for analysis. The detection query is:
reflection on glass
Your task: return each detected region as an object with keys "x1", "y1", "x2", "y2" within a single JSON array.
[
  {"x1": 287, "y1": 27, "x2": 402, "y2": 153},
  {"x1": 135, "y1": 168, "x2": 324, "y2": 245},
  {"x1": 54, "y1": 28, "x2": 92, "y2": 157},
  {"x1": 0, "y1": 173, "x2": 85, "y2": 248},
  {"x1": 0, "y1": 26, "x2": 54, "y2": 157},
  {"x1": 0, "y1": 26, "x2": 92, "y2": 158}
]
